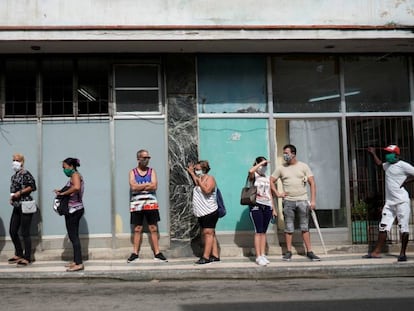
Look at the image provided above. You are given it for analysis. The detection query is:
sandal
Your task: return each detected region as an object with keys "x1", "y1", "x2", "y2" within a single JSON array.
[
  {"x1": 64, "y1": 262, "x2": 76, "y2": 268},
  {"x1": 8, "y1": 256, "x2": 21, "y2": 264},
  {"x1": 66, "y1": 264, "x2": 84, "y2": 272},
  {"x1": 362, "y1": 253, "x2": 382, "y2": 259},
  {"x1": 16, "y1": 259, "x2": 30, "y2": 267}
]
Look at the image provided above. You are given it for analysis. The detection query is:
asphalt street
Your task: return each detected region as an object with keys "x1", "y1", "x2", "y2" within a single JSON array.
[{"x1": 1, "y1": 278, "x2": 413, "y2": 311}]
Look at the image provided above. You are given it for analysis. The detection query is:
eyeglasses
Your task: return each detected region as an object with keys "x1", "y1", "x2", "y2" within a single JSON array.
[{"x1": 138, "y1": 157, "x2": 151, "y2": 160}]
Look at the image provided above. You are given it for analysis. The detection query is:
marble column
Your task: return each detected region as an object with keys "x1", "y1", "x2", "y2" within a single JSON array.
[{"x1": 165, "y1": 55, "x2": 199, "y2": 251}]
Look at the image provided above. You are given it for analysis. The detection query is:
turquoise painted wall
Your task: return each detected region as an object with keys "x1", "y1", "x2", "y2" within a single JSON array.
[{"x1": 199, "y1": 118, "x2": 269, "y2": 231}]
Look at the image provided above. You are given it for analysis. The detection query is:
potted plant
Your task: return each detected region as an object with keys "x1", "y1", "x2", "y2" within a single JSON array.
[
  {"x1": 352, "y1": 199, "x2": 368, "y2": 221},
  {"x1": 351, "y1": 199, "x2": 368, "y2": 243}
]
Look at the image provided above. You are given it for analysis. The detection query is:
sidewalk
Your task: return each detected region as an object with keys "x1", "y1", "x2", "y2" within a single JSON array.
[{"x1": 1, "y1": 253, "x2": 413, "y2": 281}]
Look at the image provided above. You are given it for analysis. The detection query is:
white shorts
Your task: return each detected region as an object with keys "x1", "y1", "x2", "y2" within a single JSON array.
[{"x1": 379, "y1": 201, "x2": 411, "y2": 233}]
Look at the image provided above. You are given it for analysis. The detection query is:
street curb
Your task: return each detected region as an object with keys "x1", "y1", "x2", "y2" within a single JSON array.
[{"x1": 1, "y1": 261, "x2": 413, "y2": 281}]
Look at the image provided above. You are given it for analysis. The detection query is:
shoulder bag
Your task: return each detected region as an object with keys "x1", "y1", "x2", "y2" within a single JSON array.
[
  {"x1": 216, "y1": 187, "x2": 227, "y2": 218},
  {"x1": 240, "y1": 176, "x2": 257, "y2": 206},
  {"x1": 20, "y1": 173, "x2": 37, "y2": 214},
  {"x1": 21, "y1": 200, "x2": 37, "y2": 214}
]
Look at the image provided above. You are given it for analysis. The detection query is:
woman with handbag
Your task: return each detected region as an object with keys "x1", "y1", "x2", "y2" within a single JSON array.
[
  {"x1": 248, "y1": 156, "x2": 277, "y2": 266},
  {"x1": 54, "y1": 157, "x2": 85, "y2": 272},
  {"x1": 187, "y1": 160, "x2": 220, "y2": 265},
  {"x1": 8, "y1": 153, "x2": 37, "y2": 267}
]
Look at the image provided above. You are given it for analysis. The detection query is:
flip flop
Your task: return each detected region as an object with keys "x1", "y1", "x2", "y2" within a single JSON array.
[{"x1": 362, "y1": 254, "x2": 382, "y2": 259}]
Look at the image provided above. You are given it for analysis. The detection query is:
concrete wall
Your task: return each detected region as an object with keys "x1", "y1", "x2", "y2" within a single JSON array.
[
  {"x1": 0, "y1": 0, "x2": 413, "y2": 27},
  {"x1": 0, "y1": 118, "x2": 169, "y2": 251}
]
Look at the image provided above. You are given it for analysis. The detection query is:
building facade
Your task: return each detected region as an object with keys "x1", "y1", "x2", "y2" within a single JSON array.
[{"x1": 0, "y1": 0, "x2": 413, "y2": 257}]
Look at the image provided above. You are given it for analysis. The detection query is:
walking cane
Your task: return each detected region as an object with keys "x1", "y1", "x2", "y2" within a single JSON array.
[{"x1": 310, "y1": 207, "x2": 328, "y2": 255}]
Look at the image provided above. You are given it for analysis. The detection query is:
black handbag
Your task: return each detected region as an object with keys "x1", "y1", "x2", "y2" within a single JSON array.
[
  {"x1": 54, "y1": 186, "x2": 71, "y2": 216},
  {"x1": 240, "y1": 177, "x2": 257, "y2": 206}
]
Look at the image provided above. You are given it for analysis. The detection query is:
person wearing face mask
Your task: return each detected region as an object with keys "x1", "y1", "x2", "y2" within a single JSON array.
[
  {"x1": 54, "y1": 157, "x2": 85, "y2": 271},
  {"x1": 127, "y1": 149, "x2": 167, "y2": 263},
  {"x1": 364, "y1": 145, "x2": 414, "y2": 262},
  {"x1": 187, "y1": 160, "x2": 220, "y2": 264},
  {"x1": 270, "y1": 144, "x2": 320, "y2": 262},
  {"x1": 8, "y1": 153, "x2": 37, "y2": 266},
  {"x1": 248, "y1": 156, "x2": 277, "y2": 266}
]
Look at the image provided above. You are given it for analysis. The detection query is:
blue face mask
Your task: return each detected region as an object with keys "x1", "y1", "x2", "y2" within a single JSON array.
[{"x1": 385, "y1": 153, "x2": 398, "y2": 164}]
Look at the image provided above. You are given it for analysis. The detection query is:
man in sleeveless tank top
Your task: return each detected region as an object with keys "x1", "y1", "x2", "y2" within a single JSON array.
[{"x1": 127, "y1": 149, "x2": 168, "y2": 263}]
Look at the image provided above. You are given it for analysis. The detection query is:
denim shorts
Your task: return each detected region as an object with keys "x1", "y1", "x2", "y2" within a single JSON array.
[{"x1": 282, "y1": 200, "x2": 310, "y2": 233}]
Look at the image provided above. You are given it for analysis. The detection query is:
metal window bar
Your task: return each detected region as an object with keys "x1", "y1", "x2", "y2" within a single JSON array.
[{"x1": 347, "y1": 116, "x2": 414, "y2": 244}]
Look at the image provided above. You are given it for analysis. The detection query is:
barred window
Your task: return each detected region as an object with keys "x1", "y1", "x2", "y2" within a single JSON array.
[
  {"x1": 77, "y1": 58, "x2": 109, "y2": 115},
  {"x1": 5, "y1": 59, "x2": 37, "y2": 116},
  {"x1": 42, "y1": 59, "x2": 73, "y2": 116},
  {"x1": 1, "y1": 57, "x2": 161, "y2": 118}
]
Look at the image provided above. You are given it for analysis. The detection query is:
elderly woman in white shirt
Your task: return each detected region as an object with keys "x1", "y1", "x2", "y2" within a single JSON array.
[{"x1": 188, "y1": 160, "x2": 220, "y2": 265}]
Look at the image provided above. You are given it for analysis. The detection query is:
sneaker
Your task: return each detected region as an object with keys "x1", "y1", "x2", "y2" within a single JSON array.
[
  {"x1": 154, "y1": 252, "x2": 168, "y2": 262},
  {"x1": 261, "y1": 256, "x2": 270, "y2": 264},
  {"x1": 195, "y1": 257, "x2": 211, "y2": 265},
  {"x1": 127, "y1": 253, "x2": 139, "y2": 263},
  {"x1": 282, "y1": 251, "x2": 292, "y2": 261},
  {"x1": 306, "y1": 251, "x2": 321, "y2": 261},
  {"x1": 255, "y1": 256, "x2": 267, "y2": 266},
  {"x1": 397, "y1": 255, "x2": 407, "y2": 262},
  {"x1": 209, "y1": 256, "x2": 221, "y2": 263}
]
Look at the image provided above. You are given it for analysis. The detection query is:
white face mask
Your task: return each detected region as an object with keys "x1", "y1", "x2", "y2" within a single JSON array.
[
  {"x1": 257, "y1": 166, "x2": 267, "y2": 175},
  {"x1": 12, "y1": 161, "x2": 22, "y2": 172},
  {"x1": 195, "y1": 169, "x2": 204, "y2": 177}
]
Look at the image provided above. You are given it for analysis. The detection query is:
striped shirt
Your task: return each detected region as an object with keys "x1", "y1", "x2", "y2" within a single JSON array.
[
  {"x1": 130, "y1": 167, "x2": 159, "y2": 211},
  {"x1": 192, "y1": 186, "x2": 218, "y2": 217}
]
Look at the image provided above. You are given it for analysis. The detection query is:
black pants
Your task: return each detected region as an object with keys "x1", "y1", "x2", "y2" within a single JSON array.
[
  {"x1": 9, "y1": 205, "x2": 33, "y2": 261},
  {"x1": 65, "y1": 209, "x2": 84, "y2": 265}
]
